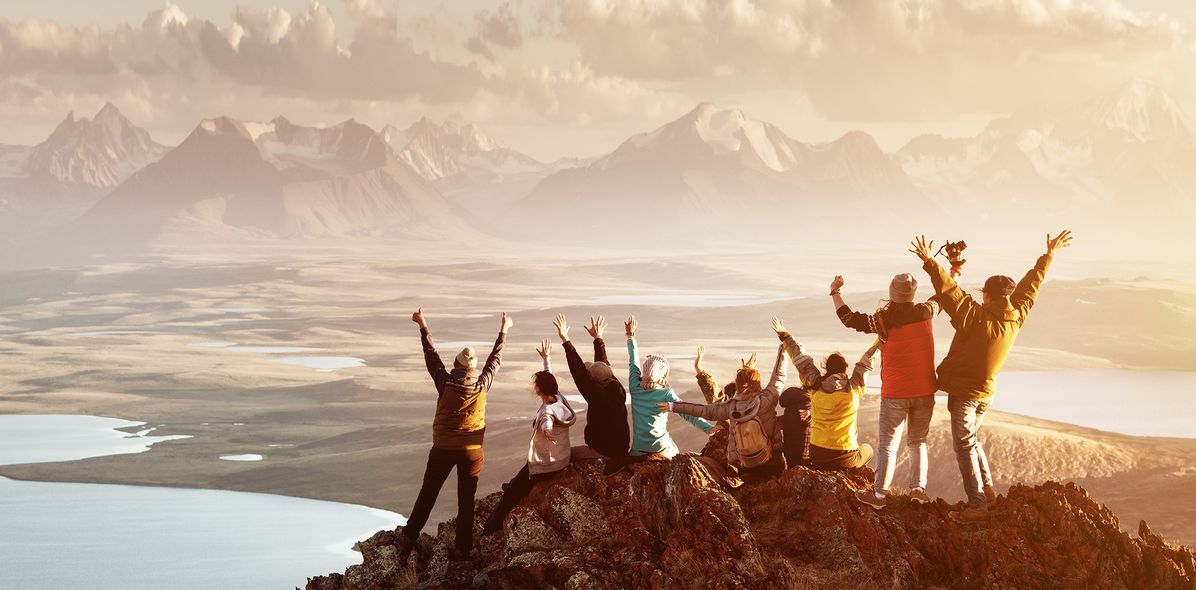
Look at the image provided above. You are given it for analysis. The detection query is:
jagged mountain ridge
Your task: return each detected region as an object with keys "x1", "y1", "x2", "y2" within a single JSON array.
[
  {"x1": 517, "y1": 102, "x2": 929, "y2": 240},
  {"x1": 305, "y1": 454, "x2": 1196, "y2": 590},
  {"x1": 63, "y1": 115, "x2": 465, "y2": 249},
  {"x1": 21, "y1": 102, "x2": 168, "y2": 189}
]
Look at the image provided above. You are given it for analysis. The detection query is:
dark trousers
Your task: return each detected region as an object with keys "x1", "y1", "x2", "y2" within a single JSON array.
[
  {"x1": 401, "y1": 446, "x2": 484, "y2": 553},
  {"x1": 737, "y1": 452, "x2": 786, "y2": 483},
  {"x1": 809, "y1": 443, "x2": 874, "y2": 471},
  {"x1": 783, "y1": 412, "x2": 811, "y2": 468},
  {"x1": 483, "y1": 463, "x2": 557, "y2": 534}
]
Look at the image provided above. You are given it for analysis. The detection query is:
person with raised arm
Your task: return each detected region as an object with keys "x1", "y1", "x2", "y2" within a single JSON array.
[
  {"x1": 624, "y1": 315, "x2": 715, "y2": 459},
  {"x1": 397, "y1": 308, "x2": 512, "y2": 561},
  {"x1": 910, "y1": 231, "x2": 1073, "y2": 523},
  {"x1": 657, "y1": 344, "x2": 788, "y2": 481},
  {"x1": 483, "y1": 340, "x2": 577, "y2": 535},
  {"x1": 772, "y1": 317, "x2": 879, "y2": 471},
  {"x1": 830, "y1": 274, "x2": 941, "y2": 510},
  {"x1": 552, "y1": 314, "x2": 630, "y2": 460}
]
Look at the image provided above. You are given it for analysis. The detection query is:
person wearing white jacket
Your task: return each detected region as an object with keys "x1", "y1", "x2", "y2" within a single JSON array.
[{"x1": 483, "y1": 340, "x2": 577, "y2": 535}]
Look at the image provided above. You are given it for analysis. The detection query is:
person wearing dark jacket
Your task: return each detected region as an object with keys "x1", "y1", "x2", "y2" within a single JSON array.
[
  {"x1": 910, "y1": 231, "x2": 1072, "y2": 523},
  {"x1": 778, "y1": 386, "x2": 811, "y2": 468},
  {"x1": 552, "y1": 314, "x2": 630, "y2": 459},
  {"x1": 831, "y1": 273, "x2": 941, "y2": 509},
  {"x1": 397, "y1": 308, "x2": 512, "y2": 560}
]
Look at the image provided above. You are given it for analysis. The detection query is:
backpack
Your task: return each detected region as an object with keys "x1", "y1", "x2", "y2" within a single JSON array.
[{"x1": 731, "y1": 402, "x2": 772, "y2": 468}]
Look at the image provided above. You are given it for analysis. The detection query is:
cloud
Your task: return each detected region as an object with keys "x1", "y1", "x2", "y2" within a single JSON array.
[
  {"x1": 552, "y1": 0, "x2": 1196, "y2": 120},
  {"x1": 467, "y1": 3, "x2": 524, "y2": 61}
]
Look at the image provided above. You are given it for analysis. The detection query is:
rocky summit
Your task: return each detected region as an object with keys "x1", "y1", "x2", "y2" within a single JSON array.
[{"x1": 306, "y1": 440, "x2": 1195, "y2": 590}]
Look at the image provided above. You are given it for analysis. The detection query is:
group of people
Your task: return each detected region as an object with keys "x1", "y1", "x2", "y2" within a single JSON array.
[{"x1": 394, "y1": 231, "x2": 1073, "y2": 560}]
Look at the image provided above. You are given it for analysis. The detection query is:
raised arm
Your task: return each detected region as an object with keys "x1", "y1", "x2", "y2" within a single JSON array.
[
  {"x1": 693, "y1": 346, "x2": 724, "y2": 404},
  {"x1": 585, "y1": 316, "x2": 611, "y2": 364},
  {"x1": 556, "y1": 314, "x2": 595, "y2": 393},
  {"x1": 911, "y1": 235, "x2": 978, "y2": 327},
  {"x1": 413, "y1": 308, "x2": 450, "y2": 394},
  {"x1": 830, "y1": 275, "x2": 879, "y2": 334},
  {"x1": 537, "y1": 339, "x2": 552, "y2": 373},
  {"x1": 772, "y1": 317, "x2": 822, "y2": 388},
  {"x1": 848, "y1": 339, "x2": 881, "y2": 395},
  {"x1": 1011, "y1": 231, "x2": 1070, "y2": 322},
  {"x1": 765, "y1": 343, "x2": 788, "y2": 393},
  {"x1": 625, "y1": 315, "x2": 641, "y2": 386},
  {"x1": 476, "y1": 312, "x2": 512, "y2": 391}
]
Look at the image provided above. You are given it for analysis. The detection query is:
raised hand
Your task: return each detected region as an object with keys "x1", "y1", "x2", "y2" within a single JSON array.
[
  {"x1": 770, "y1": 316, "x2": 787, "y2": 335},
  {"x1": 553, "y1": 314, "x2": 570, "y2": 342},
  {"x1": 585, "y1": 316, "x2": 606, "y2": 339},
  {"x1": 1046, "y1": 230, "x2": 1073, "y2": 255},
  {"x1": 536, "y1": 338, "x2": 551, "y2": 360},
  {"x1": 625, "y1": 315, "x2": 638, "y2": 338},
  {"x1": 830, "y1": 275, "x2": 845, "y2": 293},
  {"x1": 500, "y1": 312, "x2": 514, "y2": 334},
  {"x1": 909, "y1": 235, "x2": 935, "y2": 263},
  {"x1": 741, "y1": 352, "x2": 758, "y2": 370},
  {"x1": 695, "y1": 346, "x2": 705, "y2": 373},
  {"x1": 412, "y1": 307, "x2": 427, "y2": 329}
]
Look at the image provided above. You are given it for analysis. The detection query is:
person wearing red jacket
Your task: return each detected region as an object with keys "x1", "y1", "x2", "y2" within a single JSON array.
[{"x1": 831, "y1": 274, "x2": 941, "y2": 510}]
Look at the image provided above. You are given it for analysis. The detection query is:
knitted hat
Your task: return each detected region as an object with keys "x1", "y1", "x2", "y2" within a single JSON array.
[
  {"x1": 782, "y1": 387, "x2": 812, "y2": 411},
  {"x1": 983, "y1": 275, "x2": 1016, "y2": 297},
  {"x1": 455, "y1": 347, "x2": 477, "y2": 369},
  {"x1": 584, "y1": 361, "x2": 614, "y2": 382},
  {"x1": 889, "y1": 273, "x2": 917, "y2": 303},
  {"x1": 640, "y1": 354, "x2": 670, "y2": 389}
]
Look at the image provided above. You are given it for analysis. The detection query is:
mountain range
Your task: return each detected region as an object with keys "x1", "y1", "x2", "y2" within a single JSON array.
[{"x1": 3, "y1": 79, "x2": 1193, "y2": 253}]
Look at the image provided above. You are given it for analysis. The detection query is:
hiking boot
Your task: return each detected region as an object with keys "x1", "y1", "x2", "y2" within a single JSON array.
[
  {"x1": 909, "y1": 488, "x2": 931, "y2": 505},
  {"x1": 854, "y1": 489, "x2": 887, "y2": 510},
  {"x1": 984, "y1": 485, "x2": 998, "y2": 505},
  {"x1": 948, "y1": 506, "x2": 990, "y2": 524}
]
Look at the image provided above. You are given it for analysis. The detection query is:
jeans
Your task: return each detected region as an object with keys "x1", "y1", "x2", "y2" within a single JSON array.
[
  {"x1": 483, "y1": 463, "x2": 559, "y2": 533},
  {"x1": 401, "y1": 446, "x2": 485, "y2": 553},
  {"x1": 948, "y1": 396, "x2": 993, "y2": 507},
  {"x1": 873, "y1": 395, "x2": 935, "y2": 495}
]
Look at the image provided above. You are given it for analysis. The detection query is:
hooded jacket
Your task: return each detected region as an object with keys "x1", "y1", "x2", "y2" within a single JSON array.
[
  {"x1": 671, "y1": 345, "x2": 787, "y2": 467},
  {"x1": 562, "y1": 338, "x2": 630, "y2": 457},
  {"x1": 528, "y1": 389, "x2": 578, "y2": 476},
  {"x1": 924, "y1": 254, "x2": 1052, "y2": 400},
  {"x1": 779, "y1": 333, "x2": 879, "y2": 452},
  {"x1": 421, "y1": 327, "x2": 504, "y2": 450},
  {"x1": 627, "y1": 337, "x2": 714, "y2": 457}
]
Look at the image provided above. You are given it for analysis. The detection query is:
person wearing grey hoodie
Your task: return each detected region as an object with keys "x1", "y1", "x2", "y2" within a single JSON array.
[{"x1": 483, "y1": 340, "x2": 578, "y2": 535}]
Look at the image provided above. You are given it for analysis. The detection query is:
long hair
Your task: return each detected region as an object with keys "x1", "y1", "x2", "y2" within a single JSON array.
[
  {"x1": 813, "y1": 352, "x2": 848, "y2": 390},
  {"x1": 531, "y1": 370, "x2": 559, "y2": 401},
  {"x1": 734, "y1": 367, "x2": 762, "y2": 399}
]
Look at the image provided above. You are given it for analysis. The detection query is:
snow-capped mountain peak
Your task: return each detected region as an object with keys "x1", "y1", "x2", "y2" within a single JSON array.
[
  {"x1": 1079, "y1": 79, "x2": 1193, "y2": 142},
  {"x1": 23, "y1": 103, "x2": 167, "y2": 188},
  {"x1": 391, "y1": 117, "x2": 542, "y2": 180}
]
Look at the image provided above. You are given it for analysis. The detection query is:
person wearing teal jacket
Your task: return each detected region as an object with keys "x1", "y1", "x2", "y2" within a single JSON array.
[{"x1": 624, "y1": 315, "x2": 714, "y2": 457}]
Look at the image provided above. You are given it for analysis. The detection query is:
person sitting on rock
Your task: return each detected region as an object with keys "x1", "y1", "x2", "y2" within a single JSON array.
[
  {"x1": 778, "y1": 386, "x2": 812, "y2": 468},
  {"x1": 625, "y1": 315, "x2": 715, "y2": 460},
  {"x1": 657, "y1": 343, "x2": 788, "y2": 482},
  {"x1": 551, "y1": 314, "x2": 630, "y2": 462},
  {"x1": 483, "y1": 340, "x2": 577, "y2": 535},
  {"x1": 829, "y1": 273, "x2": 941, "y2": 510},
  {"x1": 398, "y1": 308, "x2": 511, "y2": 561},
  {"x1": 772, "y1": 316, "x2": 879, "y2": 471},
  {"x1": 910, "y1": 230, "x2": 1072, "y2": 524}
]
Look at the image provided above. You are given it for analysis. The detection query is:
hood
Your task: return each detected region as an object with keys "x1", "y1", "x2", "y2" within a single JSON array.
[
  {"x1": 818, "y1": 373, "x2": 850, "y2": 393},
  {"x1": 547, "y1": 395, "x2": 578, "y2": 427},
  {"x1": 983, "y1": 297, "x2": 1021, "y2": 322}
]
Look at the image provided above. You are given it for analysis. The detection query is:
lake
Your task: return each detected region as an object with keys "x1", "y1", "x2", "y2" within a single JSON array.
[{"x1": 0, "y1": 415, "x2": 403, "y2": 589}]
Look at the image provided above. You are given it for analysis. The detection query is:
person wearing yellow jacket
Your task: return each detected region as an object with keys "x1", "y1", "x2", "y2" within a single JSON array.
[
  {"x1": 910, "y1": 230, "x2": 1073, "y2": 524},
  {"x1": 772, "y1": 317, "x2": 879, "y2": 471}
]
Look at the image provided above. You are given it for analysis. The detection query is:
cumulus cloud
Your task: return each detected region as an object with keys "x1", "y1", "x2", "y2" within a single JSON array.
[
  {"x1": 467, "y1": 3, "x2": 524, "y2": 61},
  {"x1": 552, "y1": 0, "x2": 1196, "y2": 120}
]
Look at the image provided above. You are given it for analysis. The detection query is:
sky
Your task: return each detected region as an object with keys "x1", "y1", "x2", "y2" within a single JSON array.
[{"x1": 1, "y1": 0, "x2": 1195, "y2": 160}]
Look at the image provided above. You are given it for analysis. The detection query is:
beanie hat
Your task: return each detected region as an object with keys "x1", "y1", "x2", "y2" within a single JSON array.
[
  {"x1": 455, "y1": 347, "x2": 477, "y2": 369},
  {"x1": 584, "y1": 361, "x2": 614, "y2": 382},
  {"x1": 782, "y1": 386, "x2": 812, "y2": 411},
  {"x1": 889, "y1": 273, "x2": 917, "y2": 303},
  {"x1": 640, "y1": 354, "x2": 670, "y2": 389},
  {"x1": 983, "y1": 275, "x2": 1016, "y2": 297}
]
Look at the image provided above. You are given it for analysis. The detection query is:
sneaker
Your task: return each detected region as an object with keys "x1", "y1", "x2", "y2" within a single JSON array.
[
  {"x1": 909, "y1": 488, "x2": 931, "y2": 505},
  {"x1": 948, "y1": 506, "x2": 990, "y2": 524},
  {"x1": 984, "y1": 485, "x2": 998, "y2": 505},
  {"x1": 854, "y1": 489, "x2": 887, "y2": 510}
]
